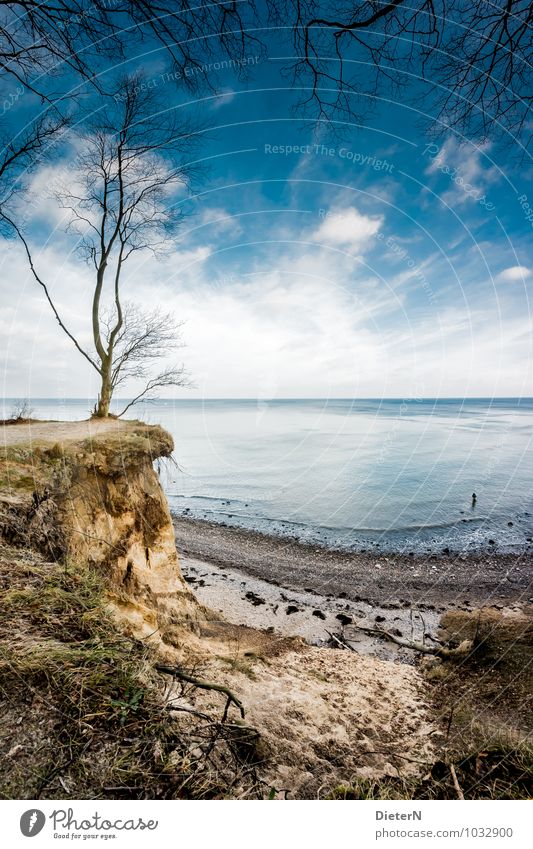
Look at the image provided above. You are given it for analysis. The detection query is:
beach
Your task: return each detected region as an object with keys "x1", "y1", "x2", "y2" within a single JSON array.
[{"x1": 173, "y1": 515, "x2": 533, "y2": 657}]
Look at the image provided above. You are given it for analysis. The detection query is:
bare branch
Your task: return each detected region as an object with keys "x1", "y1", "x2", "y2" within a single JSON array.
[
  {"x1": 291, "y1": 0, "x2": 533, "y2": 146},
  {"x1": 156, "y1": 664, "x2": 246, "y2": 719},
  {"x1": 0, "y1": 113, "x2": 68, "y2": 188},
  {"x1": 117, "y1": 365, "x2": 191, "y2": 418},
  {"x1": 0, "y1": 1, "x2": 263, "y2": 100},
  {"x1": 2, "y1": 210, "x2": 100, "y2": 374}
]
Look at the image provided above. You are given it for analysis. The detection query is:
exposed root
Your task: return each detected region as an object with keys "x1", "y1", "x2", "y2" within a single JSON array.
[{"x1": 156, "y1": 664, "x2": 246, "y2": 719}]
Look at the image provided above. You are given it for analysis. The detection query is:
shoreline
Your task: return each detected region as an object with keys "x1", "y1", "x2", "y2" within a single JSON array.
[
  {"x1": 173, "y1": 514, "x2": 533, "y2": 608},
  {"x1": 170, "y1": 501, "x2": 533, "y2": 558}
]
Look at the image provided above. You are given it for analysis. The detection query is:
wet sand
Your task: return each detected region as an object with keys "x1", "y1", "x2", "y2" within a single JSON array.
[
  {"x1": 174, "y1": 516, "x2": 533, "y2": 656},
  {"x1": 180, "y1": 553, "x2": 445, "y2": 660},
  {"x1": 173, "y1": 515, "x2": 533, "y2": 607}
]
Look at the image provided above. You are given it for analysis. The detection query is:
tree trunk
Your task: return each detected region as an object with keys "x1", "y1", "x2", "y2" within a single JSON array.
[{"x1": 95, "y1": 363, "x2": 112, "y2": 417}]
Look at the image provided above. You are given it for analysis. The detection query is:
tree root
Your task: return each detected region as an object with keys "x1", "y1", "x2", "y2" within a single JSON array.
[{"x1": 155, "y1": 665, "x2": 245, "y2": 718}]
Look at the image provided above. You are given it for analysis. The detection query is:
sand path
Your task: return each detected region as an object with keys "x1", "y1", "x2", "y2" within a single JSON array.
[{"x1": 1, "y1": 418, "x2": 135, "y2": 447}]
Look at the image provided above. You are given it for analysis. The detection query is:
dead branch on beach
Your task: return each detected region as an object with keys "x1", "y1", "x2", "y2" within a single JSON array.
[
  {"x1": 326, "y1": 630, "x2": 357, "y2": 652},
  {"x1": 352, "y1": 625, "x2": 473, "y2": 658}
]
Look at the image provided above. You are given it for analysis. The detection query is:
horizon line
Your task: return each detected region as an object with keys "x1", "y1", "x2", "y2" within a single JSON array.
[{"x1": 3, "y1": 396, "x2": 533, "y2": 402}]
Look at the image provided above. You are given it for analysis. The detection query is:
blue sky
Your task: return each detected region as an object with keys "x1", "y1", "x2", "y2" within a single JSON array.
[{"x1": 1, "y1": 34, "x2": 532, "y2": 399}]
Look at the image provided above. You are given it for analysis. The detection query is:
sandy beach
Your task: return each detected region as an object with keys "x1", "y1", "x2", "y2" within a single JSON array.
[{"x1": 173, "y1": 515, "x2": 533, "y2": 657}]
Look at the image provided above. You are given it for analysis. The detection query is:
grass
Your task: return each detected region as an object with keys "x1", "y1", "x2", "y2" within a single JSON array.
[
  {"x1": 325, "y1": 732, "x2": 533, "y2": 800},
  {"x1": 0, "y1": 443, "x2": 65, "y2": 495},
  {"x1": 425, "y1": 608, "x2": 533, "y2": 799},
  {"x1": 218, "y1": 654, "x2": 259, "y2": 680},
  {"x1": 0, "y1": 543, "x2": 260, "y2": 800},
  {"x1": 324, "y1": 738, "x2": 533, "y2": 800},
  {"x1": 0, "y1": 545, "x2": 178, "y2": 799}
]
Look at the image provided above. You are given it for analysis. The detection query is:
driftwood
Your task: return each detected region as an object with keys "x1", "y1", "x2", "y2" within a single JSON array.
[
  {"x1": 156, "y1": 664, "x2": 245, "y2": 718},
  {"x1": 325, "y1": 630, "x2": 357, "y2": 652},
  {"x1": 352, "y1": 625, "x2": 473, "y2": 658}
]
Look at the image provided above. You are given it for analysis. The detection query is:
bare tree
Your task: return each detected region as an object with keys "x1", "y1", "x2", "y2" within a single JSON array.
[
  {"x1": 3, "y1": 398, "x2": 34, "y2": 423},
  {"x1": 0, "y1": 1, "x2": 262, "y2": 216},
  {"x1": 291, "y1": 0, "x2": 532, "y2": 147},
  {"x1": 0, "y1": 1, "x2": 262, "y2": 97},
  {"x1": 100, "y1": 303, "x2": 189, "y2": 418},
  {"x1": 7, "y1": 74, "x2": 196, "y2": 417}
]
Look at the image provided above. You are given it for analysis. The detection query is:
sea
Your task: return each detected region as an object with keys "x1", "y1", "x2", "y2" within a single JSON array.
[{"x1": 3, "y1": 397, "x2": 533, "y2": 554}]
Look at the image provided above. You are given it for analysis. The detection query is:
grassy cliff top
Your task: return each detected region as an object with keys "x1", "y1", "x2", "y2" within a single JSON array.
[
  {"x1": 2, "y1": 417, "x2": 172, "y2": 452},
  {"x1": 1, "y1": 417, "x2": 174, "y2": 497}
]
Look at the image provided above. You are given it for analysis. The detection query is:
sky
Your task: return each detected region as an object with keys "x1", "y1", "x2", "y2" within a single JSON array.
[{"x1": 1, "y1": 26, "x2": 532, "y2": 400}]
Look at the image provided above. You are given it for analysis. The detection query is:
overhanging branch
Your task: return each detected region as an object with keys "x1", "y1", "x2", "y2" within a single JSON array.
[{"x1": 3, "y1": 213, "x2": 101, "y2": 375}]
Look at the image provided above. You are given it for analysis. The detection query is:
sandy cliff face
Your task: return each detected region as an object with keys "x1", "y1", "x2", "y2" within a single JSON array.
[
  {"x1": 0, "y1": 419, "x2": 199, "y2": 644},
  {"x1": 1, "y1": 418, "x2": 436, "y2": 797}
]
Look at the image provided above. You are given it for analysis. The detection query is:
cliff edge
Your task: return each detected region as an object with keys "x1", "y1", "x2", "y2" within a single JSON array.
[
  {"x1": 1, "y1": 418, "x2": 438, "y2": 799},
  {"x1": 1, "y1": 418, "x2": 199, "y2": 648}
]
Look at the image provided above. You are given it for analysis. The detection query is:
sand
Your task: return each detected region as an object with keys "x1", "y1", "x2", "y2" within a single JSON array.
[
  {"x1": 181, "y1": 554, "x2": 444, "y2": 660},
  {"x1": 174, "y1": 515, "x2": 533, "y2": 611},
  {"x1": 1, "y1": 417, "x2": 133, "y2": 446},
  {"x1": 170, "y1": 516, "x2": 531, "y2": 793}
]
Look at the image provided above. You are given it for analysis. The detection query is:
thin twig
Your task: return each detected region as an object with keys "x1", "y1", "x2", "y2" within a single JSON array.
[
  {"x1": 449, "y1": 763, "x2": 465, "y2": 800},
  {"x1": 156, "y1": 665, "x2": 245, "y2": 718}
]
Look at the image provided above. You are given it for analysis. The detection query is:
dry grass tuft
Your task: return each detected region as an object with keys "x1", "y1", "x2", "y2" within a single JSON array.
[
  {"x1": 426, "y1": 607, "x2": 533, "y2": 799},
  {"x1": 0, "y1": 543, "x2": 266, "y2": 800}
]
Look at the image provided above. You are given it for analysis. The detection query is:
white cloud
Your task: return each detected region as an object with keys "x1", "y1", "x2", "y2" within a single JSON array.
[
  {"x1": 143, "y1": 267, "x2": 389, "y2": 398},
  {"x1": 424, "y1": 138, "x2": 500, "y2": 207},
  {"x1": 497, "y1": 266, "x2": 531, "y2": 282},
  {"x1": 18, "y1": 165, "x2": 75, "y2": 229},
  {"x1": 1, "y1": 218, "x2": 531, "y2": 400},
  {"x1": 210, "y1": 88, "x2": 236, "y2": 110},
  {"x1": 167, "y1": 244, "x2": 212, "y2": 269},
  {"x1": 194, "y1": 207, "x2": 243, "y2": 238},
  {"x1": 313, "y1": 207, "x2": 383, "y2": 251}
]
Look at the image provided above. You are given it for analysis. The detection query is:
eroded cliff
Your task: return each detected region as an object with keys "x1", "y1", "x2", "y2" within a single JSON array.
[
  {"x1": 0, "y1": 418, "x2": 437, "y2": 799},
  {"x1": 1, "y1": 418, "x2": 201, "y2": 648}
]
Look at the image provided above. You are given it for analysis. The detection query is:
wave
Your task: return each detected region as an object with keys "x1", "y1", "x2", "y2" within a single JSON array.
[
  {"x1": 168, "y1": 494, "x2": 250, "y2": 505},
  {"x1": 171, "y1": 504, "x2": 486, "y2": 535}
]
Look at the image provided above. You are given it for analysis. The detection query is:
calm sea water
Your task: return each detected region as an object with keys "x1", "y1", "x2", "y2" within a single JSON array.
[{"x1": 4, "y1": 397, "x2": 533, "y2": 553}]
